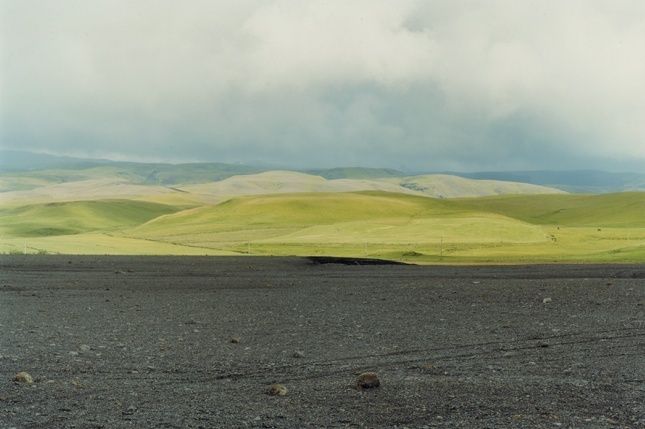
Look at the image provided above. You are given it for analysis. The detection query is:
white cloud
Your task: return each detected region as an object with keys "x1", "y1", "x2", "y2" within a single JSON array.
[
  {"x1": 239, "y1": 0, "x2": 435, "y2": 89},
  {"x1": 1, "y1": 0, "x2": 644, "y2": 167}
]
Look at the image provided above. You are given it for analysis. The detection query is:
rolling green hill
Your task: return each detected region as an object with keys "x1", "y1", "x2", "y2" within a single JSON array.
[
  {"x1": 1, "y1": 190, "x2": 643, "y2": 263},
  {"x1": 122, "y1": 191, "x2": 645, "y2": 262},
  {"x1": 130, "y1": 192, "x2": 463, "y2": 235}
]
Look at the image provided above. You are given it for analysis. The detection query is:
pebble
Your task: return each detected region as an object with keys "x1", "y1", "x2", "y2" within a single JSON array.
[
  {"x1": 543, "y1": 297, "x2": 552, "y2": 304},
  {"x1": 14, "y1": 372, "x2": 33, "y2": 384},
  {"x1": 267, "y1": 383, "x2": 288, "y2": 396},
  {"x1": 80, "y1": 344, "x2": 91, "y2": 352},
  {"x1": 355, "y1": 372, "x2": 380, "y2": 389},
  {"x1": 230, "y1": 337, "x2": 240, "y2": 344},
  {"x1": 293, "y1": 350, "x2": 305, "y2": 358}
]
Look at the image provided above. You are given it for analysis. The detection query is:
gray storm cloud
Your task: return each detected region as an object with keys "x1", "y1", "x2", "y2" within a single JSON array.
[{"x1": 1, "y1": 0, "x2": 644, "y2": 170}]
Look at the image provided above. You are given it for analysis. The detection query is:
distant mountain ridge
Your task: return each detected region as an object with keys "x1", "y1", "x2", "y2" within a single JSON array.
[
  {"x1": 0, "y1": 170, "x2": 565, "y2": 206},
  {"x1": 452, "y1": 170, "x2": 645, "y2": 193},
  {"x1": 1, "y1": 150, "x2": 643, "y2": 192},
  {"x1": 305, "y1": 167, "x2": 404, "y2": 179}
]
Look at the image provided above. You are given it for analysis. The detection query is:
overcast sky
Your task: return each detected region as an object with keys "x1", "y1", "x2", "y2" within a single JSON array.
[{"x1": 1, "y1": 0, "x2": 644, "y2": 171}]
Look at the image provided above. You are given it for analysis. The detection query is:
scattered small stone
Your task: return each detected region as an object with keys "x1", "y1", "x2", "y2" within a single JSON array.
[
  {"x1": 14, "y1": 372, "x2": 33, "y2": 384},
  {"x1": 123, "y1": 405, "x2": 137, "y2": 415},
  {"x1": 230, "y1": 337, "x2": 240, "y2": 344},
  {"x1": 355, "y1": 372, "x2": 380, "y2": 389},
  {"x1": 267, "y1": 383, "x2": 288, "y2": 396},
  {"x1": 543, "y1": 297, "x2": 552, "y2": 304},
  {"x1": 79, "y1": 344, "x2": 91, "y2": 352},
  {"x1": 293, "y1": 350, "x2": 305, "y2": 358}
]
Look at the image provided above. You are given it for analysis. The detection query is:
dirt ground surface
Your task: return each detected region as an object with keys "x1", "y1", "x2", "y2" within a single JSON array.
[{"x1": 1, "y1": 256, "x2": 644, "y2": 428}]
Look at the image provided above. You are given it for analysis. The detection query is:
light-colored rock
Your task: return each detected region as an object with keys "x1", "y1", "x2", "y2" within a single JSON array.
[
  {"x1": 267, "y1": 383, "x2": 288, "y2": 396},
  {"x1": 14, "y1": 372, "x2": 33, "y2": 384}
]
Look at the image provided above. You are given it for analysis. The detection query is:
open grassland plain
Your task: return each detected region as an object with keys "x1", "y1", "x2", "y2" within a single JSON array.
[
  {"x1": 1, "y1": 256, "x2": 643, "y2": 428},
  {"x1": 0, "y1": 191, "x2": 644, "y2": 263}
]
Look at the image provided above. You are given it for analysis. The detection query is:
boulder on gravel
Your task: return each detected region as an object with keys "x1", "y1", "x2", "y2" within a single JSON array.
[
  {"x1": 14, "y1": 372, "x2": 33, "y2": 384},
  {"x1": 230, "y1": 337, "x2": 241, "y2": 344},
  {"x1": 267, "y1": 383, "x2": 288, "y2": 396},
  {"x1": 355, "y1": 372, "x2": 380, "y2": 389}
]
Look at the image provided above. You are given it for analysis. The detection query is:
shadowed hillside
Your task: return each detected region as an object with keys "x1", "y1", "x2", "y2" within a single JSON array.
[{"x1": 0, "y1": 200, "x2": 179, "y2": 237}]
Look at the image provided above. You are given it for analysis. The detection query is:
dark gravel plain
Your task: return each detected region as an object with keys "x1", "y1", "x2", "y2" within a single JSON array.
[{"x1": 1, "y1": 255, "x2": 644, "y2": 428}]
